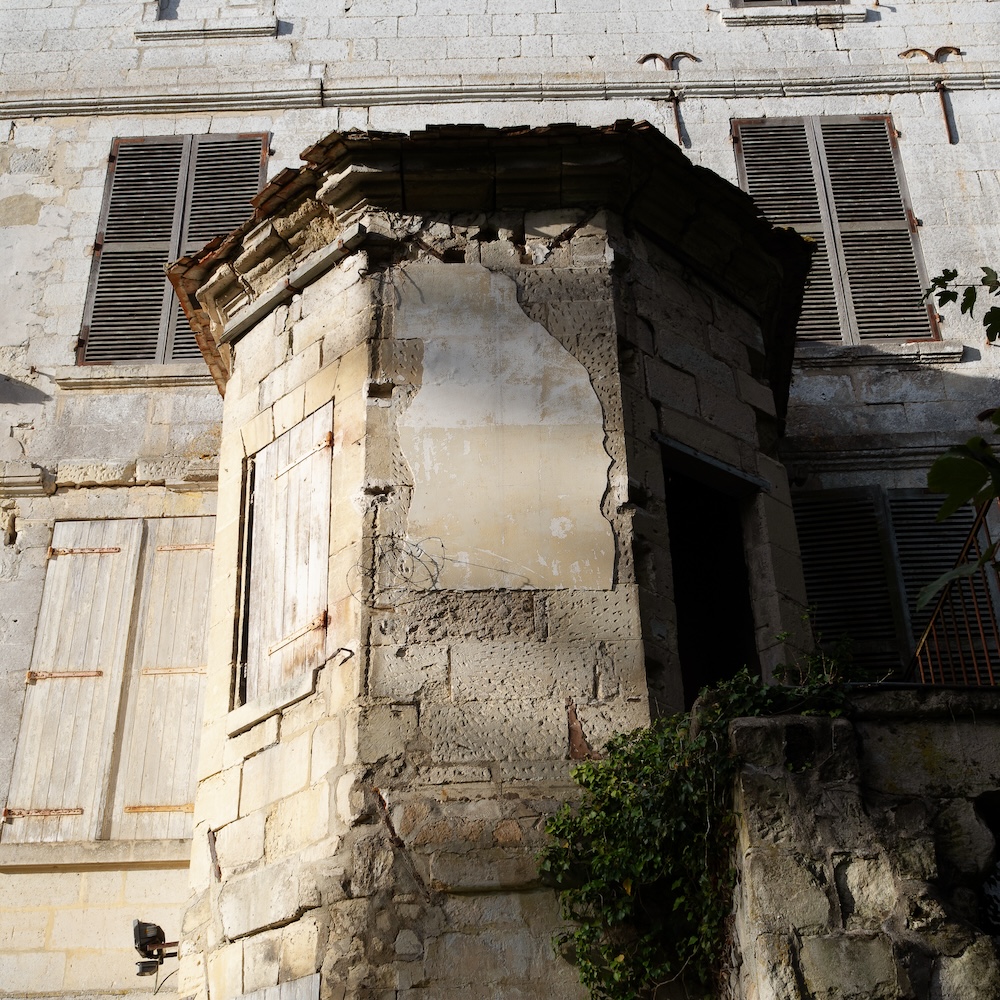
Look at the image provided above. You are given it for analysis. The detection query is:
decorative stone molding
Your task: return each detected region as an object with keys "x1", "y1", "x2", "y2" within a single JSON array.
[
  {"x1": 2, "y1": 67, "x2": 996, "y2": 119},
  {"x1": 794, "y1": 339, "x2": 967, "y2": 367},
  {"x1": 0, "y1": 461, "x2": 52, "y2": 497},
  {"x1": 0, "y1": 839, "x2": 192, "y2": 873}
]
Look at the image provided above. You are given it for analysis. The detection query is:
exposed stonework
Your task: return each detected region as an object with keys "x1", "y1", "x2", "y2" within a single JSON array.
[
  {"x1": 169, "y1": 125, "x2": 811, "y2": 1000},
  {"x1": 731, "y1": 692, "x2": 1000, "y2": 1000}
]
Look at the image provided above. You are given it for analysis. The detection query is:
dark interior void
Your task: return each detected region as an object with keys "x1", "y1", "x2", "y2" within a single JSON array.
[{"x1": 665, "y1": 467, "x2": 760, "y2": 708}]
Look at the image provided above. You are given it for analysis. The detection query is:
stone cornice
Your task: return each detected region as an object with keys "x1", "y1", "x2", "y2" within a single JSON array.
[
  {"x1": 168, "y1": 122, "x2": 813, "y2": 417},
  {"x1": 1, "y1": 65, "x2": 996, "y2": 118}
]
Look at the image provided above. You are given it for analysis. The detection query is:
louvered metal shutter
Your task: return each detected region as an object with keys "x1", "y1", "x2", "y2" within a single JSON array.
[
  {"x1": 734, "y1": 116, "x2": 934, "y2": 344},
  {"x1": 110, "y1": 517, "x2": 213, "y2": 841},
  {"x1": 80, "y1": 133, "x2": 266, "y2": 365},
  {"x1": 2, "y1": 521, "x2": 143, "y2": 843},
  {"x1": 243, "y1": 403, "x2": 333, "y2": 704}
]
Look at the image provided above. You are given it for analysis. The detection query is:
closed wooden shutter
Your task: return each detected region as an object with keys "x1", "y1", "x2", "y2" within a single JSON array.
[
  {"x1": 243, "y1": 403, "x2": 333, "y2": 704},
  {"x1": 886, "y1": 491, "x2": 994, "y2": 656},
  {"x1": 734, "y1": 116, "x2": 933, "y2": 344},
  {"x1": 80, "y1": 133, "x2": 266, "y2": 365},
  {"x1": 793, "y1": 489, "x2": 908, "y2": 676},
  {"x1": 110, "y1": 517, "x2": 214, "y2": 841},
  {"x1": 2, "y1": 521, "x2": 143, "y2": 843},
  {"x1": 793, "y1": 489, "x2": 988, "y2": 679}
]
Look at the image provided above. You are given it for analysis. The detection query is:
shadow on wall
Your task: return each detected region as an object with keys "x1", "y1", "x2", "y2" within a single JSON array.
[{"x1": 784, "y1": 344, "x2": 1000, "y2": 477}]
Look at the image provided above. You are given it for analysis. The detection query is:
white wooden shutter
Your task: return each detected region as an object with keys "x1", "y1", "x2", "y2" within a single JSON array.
[
  {"x1": 80, "y1": 134, "x2": 266, "y2": 365},
  {"x1": 2, "y1": 521, "x2": 143, "y2": 843},
  {"x1": 734, "y1": 116, "x2": 933, "y2": 344},
  {"x1": 110, "y1": 517, "x2": 214, "y2": 841},
  {"x1": 244, "y1": 403, "x2": 333, "y2": 704}
]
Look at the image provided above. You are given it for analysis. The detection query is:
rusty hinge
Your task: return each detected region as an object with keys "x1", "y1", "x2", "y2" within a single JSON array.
[
  {"x1": 47, "y1": 546, "x2": 120, "y2": 559},
  {"x1": 123, "y1": 804, "x2": 194, "y2": 814},
  {"x1": 26, "y1": 670, "x2": 103, "y2": 683},
  {"x1": 140, "y1": 666, "x2": 206, "y2": 676},
  {"x1": 268, "y1": 609, "x2": 328, "y2": 656},
  {"x1": 3, "y1": 807, "x2": 83, "y2": 820},
  {"x1": 155, "y1": 542, "x2": 214, "y2": 552}
]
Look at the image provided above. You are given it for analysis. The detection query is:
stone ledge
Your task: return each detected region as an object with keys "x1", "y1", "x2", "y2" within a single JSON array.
[
  {"x1": 794, "y1": 339, "x2": 966, "y2": 368},
  {"x1": 54, "y1": 363, "x2": 215, "y2": 390},
  {"x1": 721, "y1": 6, "x2": 870, "y2": 26},
  {"x1": 0, "y1": 461, "x2": 52, "y2": 497},
  {"x1": 0, "y1": 838, "x2": 191, "y2": 872},
  {"x1": 135, "y1": 16, "x2": 278, "y2": 40}
]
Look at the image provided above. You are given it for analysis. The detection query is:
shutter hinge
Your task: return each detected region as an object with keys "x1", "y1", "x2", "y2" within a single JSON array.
[
  {"x1": 47, "y1": 546, "x2": 120, "y2": 558},
  {"x1": 27, "y1": 670, "x2": 103, "y2": 683},
  {"x1": 3, "y1": 807, "x2": 84, "y2": 820},
  {"x1": 123, "y1": 803, "x2": 194, "y2": 814}
]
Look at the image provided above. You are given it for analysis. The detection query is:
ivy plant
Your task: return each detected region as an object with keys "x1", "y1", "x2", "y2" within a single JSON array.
[{"x1": 539, "y1": 664, "x2": 847, "y2": 1000}]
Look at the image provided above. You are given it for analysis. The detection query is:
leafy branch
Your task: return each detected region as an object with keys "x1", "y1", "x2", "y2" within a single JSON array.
[
  {"x1": 924, "y1": 266, "x2": 1000, "y2": 342},
  {"x1": 539, "y1": 662, "x2": 848, "y2": 1000}
]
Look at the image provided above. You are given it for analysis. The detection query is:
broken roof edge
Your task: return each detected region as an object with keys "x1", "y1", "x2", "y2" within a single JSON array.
[{"x1": 168, "y1": 121, "x2": 811, "y2": 406}]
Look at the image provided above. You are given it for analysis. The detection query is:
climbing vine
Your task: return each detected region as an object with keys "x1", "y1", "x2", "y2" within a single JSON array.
[{"x1": 539, "y1": 662, "x2": 847, "y2": 1000}]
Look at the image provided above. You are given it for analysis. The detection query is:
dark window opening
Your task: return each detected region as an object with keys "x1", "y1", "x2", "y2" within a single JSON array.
[{"x1": 665, "y1": 466, "x2": 760, "y2": 708}]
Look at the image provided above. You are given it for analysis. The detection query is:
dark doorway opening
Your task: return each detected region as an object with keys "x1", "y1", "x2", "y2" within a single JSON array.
[{"x1": 664, "y1": 463, "x2": 760, "y2": 708}]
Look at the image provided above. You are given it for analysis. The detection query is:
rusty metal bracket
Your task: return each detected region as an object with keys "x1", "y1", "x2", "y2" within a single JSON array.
[
  {"x1": 26, "y1": 670, "x2": 103, "y2": 683},
  {"x1": 3, "y1": 807, "x2": 83, "y2": 820},
  {"x1": 267, "y1": 609, "x2": 329, "y2": 656},
  {"x1": 140, "y1": 666, "x2": 207, "y2": 676},
  {"x1": 123, "y1": 804, "x2": 194, "y2": 814},
  {"x1": 155, "y1": 542, "x2": 214, "y2": 552},
  {"x1": 935, "y1": 79, "x2": 958, "y2": 145},
  {"x1": 47, "y1": 546, "x2": 120, "y2": 559},
  {"x1": 637, "y1": 51, "x2": 699, "y2": 71}
]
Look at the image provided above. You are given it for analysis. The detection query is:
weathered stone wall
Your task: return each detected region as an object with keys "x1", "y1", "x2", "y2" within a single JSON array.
[
  {"x1": 731, "y1": 693, "x2": 1000, "y2": 1000},
  {"x1": 177, "y1": 142, "x2": 806, "y2": 996}
]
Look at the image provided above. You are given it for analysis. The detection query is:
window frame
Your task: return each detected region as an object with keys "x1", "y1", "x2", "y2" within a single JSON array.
[
  {"x1": 229, "y1": 403, "x2": 334, "y2": 735},
  {"x1": 78, "y1": 132, "x2": 268, "y2": 367},
  {"x1": 732, "y1": 115, "x2": 938, "y2": 346}
]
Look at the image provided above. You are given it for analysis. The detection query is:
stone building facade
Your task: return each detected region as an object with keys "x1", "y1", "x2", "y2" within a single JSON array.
[{"x1": 1, "y1": 0, "x2": 999, "y2": 998}]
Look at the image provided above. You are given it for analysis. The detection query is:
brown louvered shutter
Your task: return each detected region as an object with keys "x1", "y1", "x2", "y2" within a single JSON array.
[
  {"x1": 110, "y1": 517, "x2": 214, "y2": 841},
  {"x1": 792, "y1": 489, "x2": 909, "y2": 677},
  {"x1": 734, "y1": 116, "x2": 933, "y2": 344},
  {"x1": 80, "y1": 134, "x2": 266, "y2": 365},
  {"x1": 242, "y1": 403, "x2": 333, "y2": 705},
  {"x1": 2, "y1": 521, "x2": 143, "y2": 843},
  {"x1": 886, "y1": 491, "x2": 988, "y2": 650}
]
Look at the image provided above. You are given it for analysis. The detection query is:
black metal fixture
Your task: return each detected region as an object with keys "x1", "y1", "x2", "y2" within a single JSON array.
[{"x1": 133, "y1": 919, "x2": 178, "y2": 977}]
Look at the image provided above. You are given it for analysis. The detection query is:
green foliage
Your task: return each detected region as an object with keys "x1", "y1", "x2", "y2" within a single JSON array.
[
  {"x1": 925, "y1": 266, "x2": 1000, "y2": 343},
  {"x1": 539, "y1": 662, "x2": 847, "y2": 1000},
  {"x1": 917, "y1": 266, "x2": 1000, "y2": 608}
]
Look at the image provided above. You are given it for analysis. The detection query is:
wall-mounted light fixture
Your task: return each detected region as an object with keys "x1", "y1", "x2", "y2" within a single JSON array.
[{"x1": 133, "y1": 919, "x2": 178, "y2": 977}]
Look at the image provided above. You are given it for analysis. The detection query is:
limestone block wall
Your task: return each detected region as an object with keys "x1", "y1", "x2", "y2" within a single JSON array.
[
  {"x1": 0, "y1": 864, "x2": 191, "y2": 998},
  {"x1": 731, "y1": 693, "x2": 1000, "y2": 1000},
  {"x1": 180, "y1": 213, "x2": 648, "y2": 999}
]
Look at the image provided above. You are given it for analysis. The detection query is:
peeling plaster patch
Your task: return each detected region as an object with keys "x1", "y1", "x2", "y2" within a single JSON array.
[{"x1": 394, "y1": 263, "x2": 614, "y2": 591}]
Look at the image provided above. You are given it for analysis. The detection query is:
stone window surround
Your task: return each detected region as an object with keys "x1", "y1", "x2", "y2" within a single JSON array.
[
  {"x1": 136, "y1": 0, "x2": 277, "y2": 40},
  {"x1": 721, "y1": 5, "x2": 869, "y2": 25}
]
